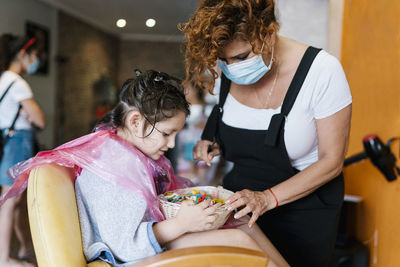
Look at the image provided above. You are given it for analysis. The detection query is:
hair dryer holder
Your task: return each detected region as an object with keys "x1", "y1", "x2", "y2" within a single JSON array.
[{"x1": 344, "y1": 135, "x2": 399, "y2": 182}]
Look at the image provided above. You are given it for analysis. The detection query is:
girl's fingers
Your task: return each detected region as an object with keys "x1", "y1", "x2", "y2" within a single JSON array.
[
  {"x1": 181, "y1": 200, "x2": 195, "y2": 206},
  {"x1": 199, "y1": 198, "x2": 212, "y2": 209},
  {"x1": 206, "y1": 214, "x2": 217, "y2": 223},
  {"x1": 205, "y1": 222, "x2": 214, "y2": 230},
  {"x1": 205, "y1": 202, "x2": 222, "y2": 214},
  {"x1": 213, "y1": 202, "x2": 222, "y2": 209}
]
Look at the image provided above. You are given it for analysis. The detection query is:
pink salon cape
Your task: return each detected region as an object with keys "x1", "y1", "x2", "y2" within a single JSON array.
[{"x1": 0, "y1": 128, "x2": 192, "y2": 221}]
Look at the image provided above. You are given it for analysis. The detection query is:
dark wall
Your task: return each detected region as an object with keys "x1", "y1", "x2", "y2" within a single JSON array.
[
  {"x1": 56, "y1": 12, "x2": 185, "y2": 144},
  {"x1": 118, "y1": 39, "x2": 185, "y2": 87},
  {"x1": 56, "y1": 11, "x2": 119, "y2": 144}
]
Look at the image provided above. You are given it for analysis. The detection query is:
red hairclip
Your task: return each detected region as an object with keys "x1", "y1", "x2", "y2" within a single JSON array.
[{"x1": 21, "y1": 38, "x2": 36, "y2": 52}]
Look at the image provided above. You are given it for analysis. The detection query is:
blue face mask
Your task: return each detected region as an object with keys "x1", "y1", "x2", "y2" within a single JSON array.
[
  {"x1": 27, "y1": 58, "x2": 40, "y2": 74},
  {"x1": 218, "y1": 45, "x2": 274, "y2": 85}
]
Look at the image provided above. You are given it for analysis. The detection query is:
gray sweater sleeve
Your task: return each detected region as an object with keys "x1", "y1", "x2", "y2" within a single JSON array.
[{"x1": 75, "y1": 169, "x2": 163, "y2": 265}]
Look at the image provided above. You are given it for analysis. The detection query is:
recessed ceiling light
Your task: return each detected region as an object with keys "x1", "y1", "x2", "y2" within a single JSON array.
[
  {"x1": 146, "y1": 18, "x2": 156, "y2": 28},
  {"x1": 116, "y1": 19, "x2": 126, "y2": 28}
]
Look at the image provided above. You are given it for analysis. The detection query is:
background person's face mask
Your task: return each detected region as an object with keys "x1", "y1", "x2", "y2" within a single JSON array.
[
  {"x1": 218, "y1": 44, "x2": 274, "y2": 85},
  {"x1": 27, "y1": 57, "x2": 40, "y2": 74}
]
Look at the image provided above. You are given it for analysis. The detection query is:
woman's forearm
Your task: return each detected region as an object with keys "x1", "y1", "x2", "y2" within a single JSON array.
[
  {"x1": 267, "y1": 156, "x2": 343, "y2": 208},
  {"x1": 20, "y1": 98, "x2": 46, "y2": 128},
  {"x1": 152, "y1": 218, "x2": 187, "y2": 246},
  {"x1": 263, "y1": 105, "x2": 351, "y2": 209}
]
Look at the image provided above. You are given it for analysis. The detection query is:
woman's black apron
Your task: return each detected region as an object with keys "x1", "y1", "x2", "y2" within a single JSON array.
[{"x1": 202, "y1": 47, "x2": 344, "y2": 267}]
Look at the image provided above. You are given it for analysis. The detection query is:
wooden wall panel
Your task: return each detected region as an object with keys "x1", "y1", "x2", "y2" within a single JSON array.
[{"x1": 341, "y1": 0, "x2": 400, "y2": 266}]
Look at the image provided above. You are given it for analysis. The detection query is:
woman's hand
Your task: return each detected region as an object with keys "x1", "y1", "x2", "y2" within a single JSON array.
[
  {"x1": 193, "y1": 140, "x2": 220, "y2": 166},
  {"x1": 175, "y1": 199, "x2": 222, "y2": 233},
  {"x1": 227, "y1": 189, "x2": 275, "y2": 228}
]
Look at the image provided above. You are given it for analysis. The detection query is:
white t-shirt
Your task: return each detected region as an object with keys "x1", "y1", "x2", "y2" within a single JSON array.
[
  {"x1": 214, "y1": 50, "x2": 352, "y2": 170},
  {"x1": 0, "y1": 71, "x2": 33, "y2": 130}
]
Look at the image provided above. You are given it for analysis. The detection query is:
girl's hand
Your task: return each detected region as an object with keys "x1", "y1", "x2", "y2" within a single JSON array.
[
  {"x1": 226, "y1": 189, "x2": 275, "y2": 228},
  {"x1": 193, "y1": 140, "x2": 220, "y2": 166},
  {"x1": 175, "y1": 199, "x2": 222, "y2": 233}
]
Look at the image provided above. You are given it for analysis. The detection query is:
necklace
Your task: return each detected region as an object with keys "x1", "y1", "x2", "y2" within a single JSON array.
[{"x1": 255, "y1": 61, "x2": 279, "y2": 109}]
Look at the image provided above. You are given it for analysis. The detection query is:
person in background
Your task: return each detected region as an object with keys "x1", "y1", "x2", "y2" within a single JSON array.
[
  {"x1": 0, "y1": 33, "x2": 46, "y2": 267},
  {"x1": 181, "y1": 0, "x2": 352, "y2": 266}
]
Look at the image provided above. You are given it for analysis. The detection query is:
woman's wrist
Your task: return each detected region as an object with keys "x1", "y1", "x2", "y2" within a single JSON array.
[{"x1": 264, "y1": 188, "x2": 279, "y2": 211}]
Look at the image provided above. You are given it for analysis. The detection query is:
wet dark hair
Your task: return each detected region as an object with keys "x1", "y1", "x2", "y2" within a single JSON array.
[
  {"x1": 97, "y1": 69, "x2": 190, "y2": 137},
  {"x1": 0, "y1": 33, "x2": 37, "y2": 74}
]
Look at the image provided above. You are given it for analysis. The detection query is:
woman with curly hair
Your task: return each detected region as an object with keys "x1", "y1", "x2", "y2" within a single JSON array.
[{"x1": 181, "y1": 0, "x2": 352, "y2": 266}]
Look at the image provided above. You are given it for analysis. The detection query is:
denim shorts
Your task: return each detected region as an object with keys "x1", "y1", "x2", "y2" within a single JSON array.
[{"x1": 0, "y1": 129, "x2": 34, "y2": 186}]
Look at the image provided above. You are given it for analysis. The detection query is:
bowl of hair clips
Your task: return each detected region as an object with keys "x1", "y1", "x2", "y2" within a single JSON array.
[{"x1": 158, "y1": 186, "x2": 234, "y2": 230}]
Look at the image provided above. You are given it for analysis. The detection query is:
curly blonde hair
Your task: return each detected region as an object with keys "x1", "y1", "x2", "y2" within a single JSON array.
[{"x1": 180, "y1": 0, "x2": 279, "y2": 93}]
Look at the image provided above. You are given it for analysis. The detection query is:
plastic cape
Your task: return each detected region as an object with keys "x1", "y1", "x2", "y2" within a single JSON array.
[{"x1": 0, "y1": 129, "x2": 192, "y2": 221}]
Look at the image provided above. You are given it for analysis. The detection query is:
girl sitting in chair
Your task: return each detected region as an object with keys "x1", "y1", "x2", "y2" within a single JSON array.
[{"x1": 0, "y1": 70, "x2": 288, "y2": 267}]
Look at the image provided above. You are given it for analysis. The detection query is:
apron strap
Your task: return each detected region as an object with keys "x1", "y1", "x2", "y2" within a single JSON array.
[
  {"x1": 201, "y1": 73, "x2": 231, "y2": 141},
  {"x1": 219, "y1": 73, "x2": 231, "y2": 107},
  {"x1": 265, "y1": 46, "x2": 321, "y2": 146}
]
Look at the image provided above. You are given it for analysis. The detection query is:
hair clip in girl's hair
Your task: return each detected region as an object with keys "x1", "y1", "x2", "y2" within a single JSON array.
[
  {"x1": 154, "y1": 74, "x2": 163, "y2": 82},
  {"x1": 134, "y1": 69, "x2": 142, "y2": 77}
]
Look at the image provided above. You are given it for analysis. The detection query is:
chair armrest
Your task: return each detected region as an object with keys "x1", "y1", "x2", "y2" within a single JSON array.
[
  {"x1": 128, "y1": 246, "x2": 268, "y2": 267},
  {"x1": 87, "y1": 260, "x2": 112, "y2": 267}
]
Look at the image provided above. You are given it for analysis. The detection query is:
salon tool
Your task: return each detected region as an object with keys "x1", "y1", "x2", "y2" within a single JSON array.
[{"x1": 344, "y1": 134, "x2": 399, "y2": 181}]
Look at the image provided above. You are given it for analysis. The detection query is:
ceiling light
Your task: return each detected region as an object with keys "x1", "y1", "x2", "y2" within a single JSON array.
[
  {"x1": 146, "y1": 18, "x2": 156, "y2": 28},
  {"x1": 116, "y1": 19, "x2": 126, "y2": 28}
]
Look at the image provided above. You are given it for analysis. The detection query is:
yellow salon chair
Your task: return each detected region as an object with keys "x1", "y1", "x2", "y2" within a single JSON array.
[
  {"x1": 27, "y1": 164, "x2": 108, "y2": 267},
  {"x1": 27, "y1": 164, "x2": 269, "y2": 267}
]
